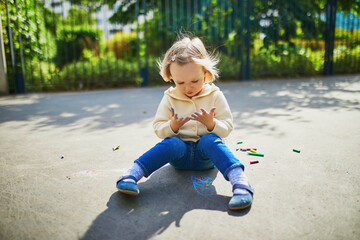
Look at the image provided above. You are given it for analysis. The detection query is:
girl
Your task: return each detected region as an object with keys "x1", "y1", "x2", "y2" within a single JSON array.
[{"x1": 116, "y1": 36, "x2": 254, "y2": 210}]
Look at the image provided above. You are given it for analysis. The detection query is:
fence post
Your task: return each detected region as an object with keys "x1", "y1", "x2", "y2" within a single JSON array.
[
  {"x1": 14, "y1": 0, "x2": 26, "y2": 84},
  {"x1": 239, "y1": 0, "x2": 244, "y2": 81},
  {"x1": 243, "y1": 0, "x2": 251, "y2": 80},
  {"x1": 141, "y1": 0, "x2": 149, "y2": 87},
  {"x1": 5, "y1": 0, "x2": 25, "y2": 93},
  {"x1": 324, "y1": 0, "x2": 337, "y2": 76},
  {"x1": 0, "y1": 12, "x2": 9, "y2": 94},
  {"x1": 239, "y1": 0, "x2": 250, "y2": 81},
  {"x1": 136, "y1": 0, "x2": 149, "y2": 87}
]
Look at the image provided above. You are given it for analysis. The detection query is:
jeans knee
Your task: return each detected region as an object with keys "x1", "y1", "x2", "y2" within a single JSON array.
[
  {"x1": 198, "y1": 133, "x2": 221, "y2": 147},
  {"x1": 162, "y1": 137, "x2": 186, "y2": 156}
]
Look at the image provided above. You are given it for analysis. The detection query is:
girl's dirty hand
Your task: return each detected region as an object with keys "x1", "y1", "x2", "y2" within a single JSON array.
[
  {"x1": 191, "y1": 107, "x2": 216, "y2": 131},
  {"x1": 170, "y1": 108, "x2": 190, "y2": 133}
]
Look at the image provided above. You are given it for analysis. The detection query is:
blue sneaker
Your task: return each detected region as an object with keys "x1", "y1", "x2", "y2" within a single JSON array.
[
  {"x1": 228, "y1": 184, "x2": 254, "y2": 210},
  {"x1": 116, "y1": 175, "x2": 140, "y2": 196}
]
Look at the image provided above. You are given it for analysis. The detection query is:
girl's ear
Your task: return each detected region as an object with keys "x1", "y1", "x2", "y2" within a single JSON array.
[{"x1": 204, "y1": 71, "x2": 210, "y2": 82}]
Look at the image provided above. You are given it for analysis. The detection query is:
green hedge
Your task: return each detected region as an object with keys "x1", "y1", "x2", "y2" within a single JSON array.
[
  {"x1": 24, "y1": 50, "x2": 359, "y2": 92},
  {"x1": 56, "y1": 28, "x2": 102, "y2": 68},
  {"x1": 25, "y1": 55, "x2": 141, "y2": 92}
]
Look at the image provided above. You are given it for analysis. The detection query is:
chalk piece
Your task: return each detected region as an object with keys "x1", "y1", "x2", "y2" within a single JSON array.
[
  {"x1": 61, "y1": 155, "x2": 64, "y2": 159},
  {"x1": 112, "y1": 145, "x2": 120, "y2": 151},
  {"x1": 236, "y1": 148, "x2": 239, "y2": 151},
  {"x1": 250, "y1": 160, "x2": 259, "y2": 164},
  {"x1": 252, "y1": 148, "x2": 257, "y2": 151},
  {"x1": 241, "y1": 148, "x2": 247, "y2": 151},
  {"x1": 237, "y1": 141, "x2": 243, "y2": 144},
  {"x1": 248, "y1": 152, "x2": 264, "y2": 157},
  {"x1": 250, "y1": 149, "x2": 257, "y2": 153},
  {"x1": 293, "y1": 149, "x2": 300, "y2": 153}
]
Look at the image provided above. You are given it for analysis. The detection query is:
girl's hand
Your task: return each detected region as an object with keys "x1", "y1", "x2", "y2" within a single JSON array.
[
  {"x1": 170, "y1": 108, "x2": 191, "y2": 133},
  {"x1": 191, "y1": 107, "x2": 216, "y2": 131}
]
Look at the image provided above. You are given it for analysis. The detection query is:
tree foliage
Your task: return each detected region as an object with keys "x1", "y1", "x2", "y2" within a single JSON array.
[
  {"x1": 1, "y1": 0, "x2": 359, "y2": 92},
  {"x1": 103, "y1": 0, "x2": 359, "y2": 50}
]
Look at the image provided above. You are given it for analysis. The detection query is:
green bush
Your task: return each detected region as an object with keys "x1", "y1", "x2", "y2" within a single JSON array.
[
  {"x1": 24, "y1": 55, "x2": 141, "y2": 92},
  {"x1": 56, "y1": 27, "x2": 102, "y2": 67},
  {"x1": 218, "y1": 54, "x2": 240, "y2": 80},
  {"x1": 217, "y1": 51, "x2": 317, "y2": 81},
  {"x1": 24, "y1": 59, "x2": 58, "y2": 92},
  {"x1": 334, "y1": 55, "x2": 360, "y2": 74},
  {"x1": 251, "y1": 53, "x2": 316, "y2": 78},
  {"x1": 59, "y1": 55, "x2": 141, "y2": 90},
  {"x1": 148, "y1": 57, "x2": 166, "y2": 86},
  {"x1": 106, "y1": 32, "x2": 138, "y2": 60},
  {"x1": 335, "y1": 28, "x2": 360, "y2": 43}
]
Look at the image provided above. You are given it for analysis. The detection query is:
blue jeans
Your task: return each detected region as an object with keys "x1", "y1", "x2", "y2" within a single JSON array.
[{"x1": 134, "y1": 133, "x2": 244, "y2": 181}]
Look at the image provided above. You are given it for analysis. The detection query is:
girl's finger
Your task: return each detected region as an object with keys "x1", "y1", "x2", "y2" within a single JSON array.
[
  {"x1": 200, "y1": 108, "x2": 207, "y2": 115},
  {"x1": 171, "y1": 107, "x2": 175, "y2": 117},
  {"x1": 210, "y1": 107, "x2": 216, "y2": 115}
]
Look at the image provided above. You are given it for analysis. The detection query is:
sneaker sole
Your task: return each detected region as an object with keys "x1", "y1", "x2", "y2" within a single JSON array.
[
  {"x1": 118, "y1": 189, "x2": 139, "y2": 196},
  {"x1": 229, "y1": 202, "x2": 252, "y2": 210}
]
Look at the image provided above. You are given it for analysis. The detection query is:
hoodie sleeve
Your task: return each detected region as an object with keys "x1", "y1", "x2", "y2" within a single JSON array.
[
  {"x1": 152, "y1": 95, "x2": 178, "y2": 139},
  {"x1": 210, "y1": 91, "x2": 233, "y2": 138}
]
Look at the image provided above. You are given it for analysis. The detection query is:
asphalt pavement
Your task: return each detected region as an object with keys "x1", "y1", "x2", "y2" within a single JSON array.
[{"x1": 0, "y1": 75, "x2": 359, "y2": 240}]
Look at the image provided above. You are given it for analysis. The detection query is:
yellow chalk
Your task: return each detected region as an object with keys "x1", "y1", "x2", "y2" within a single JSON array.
[{"x1": 112, "y1": 145, "x2": 120, "y2": 151}]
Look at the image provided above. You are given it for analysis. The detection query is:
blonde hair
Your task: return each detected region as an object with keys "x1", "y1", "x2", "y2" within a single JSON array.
[{"x1": 158, "y1": 35, "x2": 219, "y2": 83}]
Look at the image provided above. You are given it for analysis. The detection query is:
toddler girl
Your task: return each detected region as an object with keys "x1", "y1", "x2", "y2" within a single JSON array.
[{"x1": 116, "y1": 36, "x2": 254, "y2": 210}]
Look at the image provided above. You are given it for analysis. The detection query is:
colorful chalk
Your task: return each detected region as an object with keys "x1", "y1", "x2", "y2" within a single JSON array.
[
  {"x1": 250, "y1": 160, "x2": 259, "y2": 164},
  {"x1": 293, "y1": 149, "x2": 300, "y2": 153},
  {"x1": 112, "y1": 145, "x2": 120, "y2": 151},
  {"x1": 248, "y1": 152, "x2": 264, "y2": 157},
  {"x1": 250, "y1": 149, "x2": 257, "y2": 153},
  {"x1": 240, "y1": 148, "x2": 257, "y2": 151},
  {"x1": 237, "y1": 141, "x2": 243, "y2": 144}
]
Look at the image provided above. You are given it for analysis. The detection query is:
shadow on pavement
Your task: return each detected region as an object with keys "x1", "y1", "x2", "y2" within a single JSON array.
[
  {"x1": 0, "y1": 88, "x2": 164, "y2": 130},
  {"x1": 222, "y1": 75, "x2": 360, "y2": 135},
  {"x1": 80, "y1": 165, "x2": 250, "y2": 240},
  {"x1": 0, "y1": 75, "x2": 359, "y2": 133}
]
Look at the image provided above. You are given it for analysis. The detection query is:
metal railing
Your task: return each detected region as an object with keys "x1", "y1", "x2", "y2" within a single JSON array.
[{"x1": 1, "y1": 0, "x2": 359, "y2": 93}]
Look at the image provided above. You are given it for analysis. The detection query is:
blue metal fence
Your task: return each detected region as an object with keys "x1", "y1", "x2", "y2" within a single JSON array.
[{"x1": 1, "y1": 0, "x2": 359, "y2": 93}]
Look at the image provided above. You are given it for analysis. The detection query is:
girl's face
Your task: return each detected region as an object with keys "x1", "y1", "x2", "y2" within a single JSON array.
[{"x1": 169, "y1": 62, "x2": 207, "y2": 98}]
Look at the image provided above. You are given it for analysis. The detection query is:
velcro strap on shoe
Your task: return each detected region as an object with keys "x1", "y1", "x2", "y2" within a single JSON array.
[
  {"x1": 232, "y1": 184, "x2": 254, "y2": 195},
  {"x1": 116, "y1": 175, "x2": 138, "y2": 185}
]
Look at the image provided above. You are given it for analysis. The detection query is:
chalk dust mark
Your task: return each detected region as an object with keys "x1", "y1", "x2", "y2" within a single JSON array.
[{"x1": 190, "y1": 176, "x2": 216, "y2": 196}]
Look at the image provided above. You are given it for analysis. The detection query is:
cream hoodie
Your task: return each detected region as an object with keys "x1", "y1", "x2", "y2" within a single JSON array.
[{"x1": 153, "y1": 83, "x2": 233, "y2": 142}]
